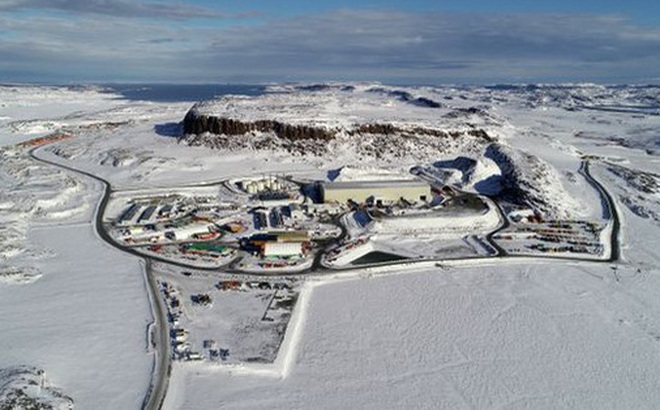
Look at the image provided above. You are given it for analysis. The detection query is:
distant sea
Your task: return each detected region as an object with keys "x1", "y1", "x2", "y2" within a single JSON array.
[{"x1": 103, "y1": 84, "x2": 266, "y2": 102}]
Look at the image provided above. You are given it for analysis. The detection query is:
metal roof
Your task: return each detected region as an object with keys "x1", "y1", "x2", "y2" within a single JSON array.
[{"x1": 323, "y1": 179, "x2": 428, "y2": 190}]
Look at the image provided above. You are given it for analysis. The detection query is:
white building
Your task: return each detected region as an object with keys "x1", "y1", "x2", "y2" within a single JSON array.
[
  {"x1": 172, "y1": 224, "x2": 212, "y2": 240},
  {"x1": 322, "y1": 179, "x2": 431, "y2": 204},
  {"x1": 263, "y1": 241, "x2": 303, "y2": 257},
  {"x1": 242, "y1": 176, "x2": 285, "y2": 194}
]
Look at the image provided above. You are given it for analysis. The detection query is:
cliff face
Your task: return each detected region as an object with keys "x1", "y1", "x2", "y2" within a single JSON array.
[
  {"x1": 182, "y1": 109, "x2": 494, "y2": 143},
  {"x1": 180, "y1": 103, "x2": 497, "y2": 165},
  {"x1": 182, "y1": 111, "x2": 335, "y2": 141}
]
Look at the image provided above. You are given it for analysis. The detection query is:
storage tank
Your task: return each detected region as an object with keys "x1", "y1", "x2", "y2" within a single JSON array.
[{"x1": 265, "y1": 179, "x2": 274, "y2": 190}]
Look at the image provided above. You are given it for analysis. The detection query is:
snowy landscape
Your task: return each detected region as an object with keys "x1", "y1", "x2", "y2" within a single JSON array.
[{"x1": 1, "y1": 83, "x2": 659, "y2": 409}]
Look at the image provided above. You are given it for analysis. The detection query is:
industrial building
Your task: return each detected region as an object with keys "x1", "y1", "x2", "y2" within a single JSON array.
[
  {"x1": 240, "y1": 176, "x2": 283, "y2": 194},
  {"x1": 263, "y1": 242, "x2": 303, "y2": 257},
  {"x1": 322, "y1": 179, "x2": 431, "y2": 204},
  {"x1": 241, "y1": 231, "x2": 310, "y2": 258}
]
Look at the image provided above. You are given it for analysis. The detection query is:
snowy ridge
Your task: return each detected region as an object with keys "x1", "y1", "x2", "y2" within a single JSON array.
[
  {"x1": 0, "y1": 144, "x2": 95, "y2": 285},
  {"x1": 484, "y1": 143, "x2": 582, "y2": 218},
  {"x1": 432, "y1": 155, "x2": 502, "y2": 195},
  {"x1": 182, "y1": 84, "x2": 497, "y2": 161},
  {"x1": 0, "y1": 366, "x2": 73, "y2": 410},
  {"x1": 482, "y1": 83, "x2": 660, "y2": 112},
  {"x1": 187, "y1": 84, "x2": 459, "y2": 128},
  {"x1": 603, "y1": 162, "x2": 660, "y2": 225}
]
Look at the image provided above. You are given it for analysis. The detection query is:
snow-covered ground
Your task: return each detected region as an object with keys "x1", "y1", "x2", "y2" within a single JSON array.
[
  {"x1": 165, "y1": 262, "x2": 660, "y2": 409},
  {"x1": 0, "y1": 87, "x2": 158, "y2": 409},
  {"x1": 1, "y1": 224, "x2": 152, "y2": 409},
  {"x1": 1, "y1": 83, "x2": 659, "y2": 409}
]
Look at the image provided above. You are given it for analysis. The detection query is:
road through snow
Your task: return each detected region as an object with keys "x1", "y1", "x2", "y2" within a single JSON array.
[
  {"x1": 29, "y1": 145, "x2": 625, "y2": 410},
  {"x1": 29, "y1": 146, "x2": 170, "y2": 410}
]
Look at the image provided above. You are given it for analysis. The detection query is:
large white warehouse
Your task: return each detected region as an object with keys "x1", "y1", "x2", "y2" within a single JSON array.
[
  {"x1": 322, "y1": 179, "x2": 431, "y2": 204},
  {"x1": 263, "y1": 242, "x2": 303, "y2": 257}
]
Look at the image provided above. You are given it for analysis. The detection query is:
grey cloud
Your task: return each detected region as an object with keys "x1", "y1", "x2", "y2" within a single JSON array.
[
  {"x1": 207, "y1": 12, "x2": 660, "y2": 65},
  {"x1": 0, "y1": 0, "x2": 250, "y2": 20},
  {"x1": 0, "y1": 15, "x2": 204, "y2": 81},
  {"x1": 142, "y1": 38, "x2": 176, "y2": 44},
  {"x1": 1, "y1": 10, "x2": 660, "y2": 83},
  {"x1": 193, "y1": 11, "x2": 660, "y2": 82}
]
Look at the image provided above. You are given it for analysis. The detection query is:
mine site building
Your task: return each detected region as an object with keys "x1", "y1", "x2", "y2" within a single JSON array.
[
  {"x1": 322, "y1": 179, "x2": 431, "y2": 205},
  {"x1": 171, "y1": 224, "x2": 212, "y2": 240},
  {"x1": 263, "y1": 241, "x2": 303, "y2": 257}
]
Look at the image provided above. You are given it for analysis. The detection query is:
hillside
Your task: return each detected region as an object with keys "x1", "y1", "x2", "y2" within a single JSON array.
[
  {"x1": 181, "y1": 84, "x2": 494, "y2": 158},
  {"x1": 181, "y1": 84, "x2": 585, "y2": 217}
]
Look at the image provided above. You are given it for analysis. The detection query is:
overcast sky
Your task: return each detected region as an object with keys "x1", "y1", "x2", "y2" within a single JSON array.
[{"x1": 1, "y1": 0, "x2": 659, "y2": 84}]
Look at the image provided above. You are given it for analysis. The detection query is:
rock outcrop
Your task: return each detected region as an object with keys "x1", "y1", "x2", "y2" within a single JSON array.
[
  {"x1": 485, "y1": 143, "x2": 580, "y2": 217},
  {"x1": 183, "y1": 112, "x2": 335, "y2": 141},
  {"x1": 183, "y1": 108, "x2": 494, "y2": 144},
  {"x1": 179, "y1": 87, "x2": 499, "y2": 164},
  {"x1": 0, "y1": 366, "x2": 74, "y2": 410}
]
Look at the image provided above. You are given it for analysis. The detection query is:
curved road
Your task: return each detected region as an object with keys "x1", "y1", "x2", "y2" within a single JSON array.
[
  {"x1": 28, "y1": 146, "x2": 622, "y2": 410},
  {"x1": 29, "y1": 146, "x2": 170, "y2": 410},
  {"x1": 579, "y1": 158, "x2": 620, "y2": 262},
  {"x1": 481, "y1": 158, "x2": 620, "y2": 264},
  {"x1": 483, "y1": 197, "x2": 510, "y2": 257}
]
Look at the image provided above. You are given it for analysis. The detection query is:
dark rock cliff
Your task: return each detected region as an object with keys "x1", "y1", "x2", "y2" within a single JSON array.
[
  {"x1": 182, "y1": 111, "x2": 335, "y2": 141},
  {"x1": 183, "y1": 108, "x2": 494, "y2": 144},
  {"x1": 181, "y1": 106, "x2": 498, "y2": 167}
]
